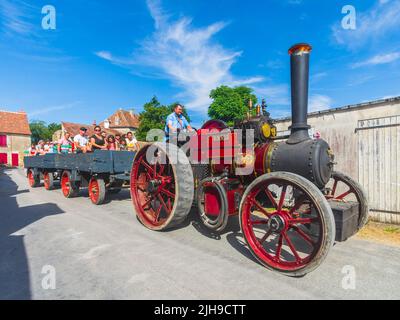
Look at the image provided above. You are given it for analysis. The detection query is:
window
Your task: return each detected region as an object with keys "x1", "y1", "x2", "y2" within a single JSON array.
[{"x1": 0, "y1": 135, "x2": 7, "y2": 147}]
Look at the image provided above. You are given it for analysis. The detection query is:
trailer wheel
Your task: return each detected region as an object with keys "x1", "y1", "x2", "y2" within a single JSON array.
[
  {"x1": 43, "y1": 172, "x2": 54, "y2": 190},
  {"x1": 240, "y1": 172, "x2": 335, "y2": 277},
  {"x1": 325, "y1": 171, "x2": 369, "y2": 231},
  {"x1": 130, "y1": 142, "x2": 194, "y2": 231},
  {"x1": 61, "y1": 171, "x2": 79, "y2": 198},
  {"x1": 89, "y1": 177, "x2": 106, "y2": 205},
  {"x1": 27, "y1": 169, "x2": 40, "y2": 188}
]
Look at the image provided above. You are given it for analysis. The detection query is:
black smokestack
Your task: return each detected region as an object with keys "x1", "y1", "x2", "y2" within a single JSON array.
[{"x1": 287, "y1": 43, "x2": 312, "y2": 144}]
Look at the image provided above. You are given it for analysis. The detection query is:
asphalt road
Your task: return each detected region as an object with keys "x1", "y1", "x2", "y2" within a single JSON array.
[{"x1": 0, "y1": 167, "x2": 399, "y2": 300}]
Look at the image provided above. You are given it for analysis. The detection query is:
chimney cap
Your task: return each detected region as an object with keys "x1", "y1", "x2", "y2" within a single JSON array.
[{"x1": 288, "y1": 43, "x2": 312, "y2": 55}]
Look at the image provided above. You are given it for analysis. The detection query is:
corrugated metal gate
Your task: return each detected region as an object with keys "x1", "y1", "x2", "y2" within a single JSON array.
[{"x1": 357, "y1": 115, "x2": 400, "y2": 223}]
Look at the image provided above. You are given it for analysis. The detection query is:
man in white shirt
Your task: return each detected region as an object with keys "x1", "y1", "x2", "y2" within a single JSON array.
[
  {"x1": 74, "y1": 127, "x2": 90, "y2": 153},
  {"x1": 125, "y1": 131, "x2": 139, "y2": 151}
]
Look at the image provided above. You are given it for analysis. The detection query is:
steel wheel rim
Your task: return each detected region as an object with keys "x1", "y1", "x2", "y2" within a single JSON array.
[
  {"x1": 89, "y1": 178, "x2": 100, "y2": 203},
  {"x1": 131, "y1": 147, "x2": 176, "y2": 228},
  {"x1": 241, "y1": 178, "x2": 325, "y2": 271},
  {"x1": 61, "y1": 172, "x2": 70, "y2": 197}
]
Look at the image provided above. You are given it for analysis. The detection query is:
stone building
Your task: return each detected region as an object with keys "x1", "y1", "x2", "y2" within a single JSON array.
[
  {"x1": 0, "y1": 110, "x2": 31, "y2": 167},
  {"x1": 274, "y1": 96, "x2": 400, "y2": 224},
  {"x1": 100, "y1": 109, "x2": 140, "y2": 134}
]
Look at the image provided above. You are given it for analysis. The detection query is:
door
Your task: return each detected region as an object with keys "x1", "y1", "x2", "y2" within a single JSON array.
[
  {"x1": 12, "y1": 153, "x2": 19, "y2": 167},
  {"x1": 0, "y1": 153, "x2": 7, "y2": 165},
  {"x1": 357, "y1": 115, "x2": 400, "y2": 215}
]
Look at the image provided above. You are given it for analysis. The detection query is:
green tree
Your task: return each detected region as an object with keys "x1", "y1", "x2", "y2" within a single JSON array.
[
  {"x1": 136, "y1": 96, "x2": 170, "y2": 141},
  {"x1": 233, "y1": 86, "x2": 258, "y2": 109},
  {"x1": 208, "y1": 85, "x2": 258, "y2": 125},
  {"x1": 208, "y1": 86, "x2": 246, "y2": 126},
  {"x1": 29, "y1": 121, "x2": 49, "y2": 143},
  {"x1": 47, "y1": 122, "x2": 62, "y2": 136},
  {"x1": 29, "y1": 121, "x2": 61, "y2": 143}
]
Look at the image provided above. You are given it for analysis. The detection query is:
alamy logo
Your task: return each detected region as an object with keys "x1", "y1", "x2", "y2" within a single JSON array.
[
  {"x1": 341, "y1": 5, "x2": 356, "y2": 30},
  {"x1": 42, "y1": 5, "x2": 56, "y2": 30},
  {"x1": 41, "y1": 265, "x2": 56, "y2": 290}
]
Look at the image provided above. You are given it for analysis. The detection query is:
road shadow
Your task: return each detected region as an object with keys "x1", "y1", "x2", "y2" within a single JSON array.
[{"x1": 0, "y1": 168, "x2": 64, "y2": 300}]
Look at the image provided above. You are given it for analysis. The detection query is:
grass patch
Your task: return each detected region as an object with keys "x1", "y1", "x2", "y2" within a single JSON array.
[{"x1": 383, "y1": 226, "x2": 400, "y2": 234}]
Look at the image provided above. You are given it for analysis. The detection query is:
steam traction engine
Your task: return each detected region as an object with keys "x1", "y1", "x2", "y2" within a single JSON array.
[{"x1": 130, "y1": 44, "x2": 369, "y2": 276}]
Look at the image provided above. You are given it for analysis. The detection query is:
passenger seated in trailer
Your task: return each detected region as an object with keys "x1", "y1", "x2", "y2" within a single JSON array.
[
  {"x1": 119, "y1": 138, "x2": 127, "y2": 150},
  {"x1": 106, "y1": 135, "x2": 116, "y2": 150},
  {"x1": 28, "y1": 143, "x2": 37, "y2": 156},
  {"x1": 90, "y1": 125, "x2": 107, "y2": 151},
  {"x1": 57, "y1": 132, "x2": 73, "y2": 154},
  {"x1": 125, "y1": 131, "x2": 139, "y2": 152},
  {"x1": 35, "y1": 140, "x2": 46, "y2": 155},
  {"x1": 115, "y1": 134, "x2": 122, "y2": 150},
  {"x1": 74, "y1": 127, "x2": 91, "y2": 153}
]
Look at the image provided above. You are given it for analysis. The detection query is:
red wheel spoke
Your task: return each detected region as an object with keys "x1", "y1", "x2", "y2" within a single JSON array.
[
  {"x1": 154, "y1": 205, "x2": 162, "y2": 222},
  {"x1": 141, "y1": 160, "x2": 155, "y2": 175},
  {"x1": 157, "y1": 194, "x2": 171, "y2": 214},
  {"x1": 167, "y1": 197, "x2": 172, "y2": 211},
  {"x1": 289, "y1": 194, "x2": 307, "y2": 215},
  {"x1": 289, "y1": 217, "x2": 317, "y2": 225},
  {"x1": 142, "y1": 197, "x2": 153, "y2": 210},
  {"x1": 158, "y1": 164, "x2": 165, "y2": 177},
  {"x1": 277, "y1": 185, "x2": 287, "y2": 212},
  {"x1": 259, "y1": 229, "x2": 272, "y2": 244},
  {"x1": 160, "y1": 188, "x2": 175, "y2": 199},
  {"x1": 336, "y1": 189, "x2": 352, "y2": 200},
  {"x1": 331, "y1": 179, "x2": 338, "y2": 196},
  {"x1": 291, "y1": 225, "x2": 315, "y2": 246},
  {"x1": 264, "y1": 189, "x2": 278, "y2": 209},
  {"x1": 283, "y1": 232, "x2": 301, "y2": 262},
  {"x1": 248, "y1": 197, "x2": 271, "y2": 217},
  {"x1": 276, "y1": 235, "x2": 283, "y2": 260}
]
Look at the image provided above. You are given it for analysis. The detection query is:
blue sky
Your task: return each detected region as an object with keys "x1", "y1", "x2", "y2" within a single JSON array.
[{"x1": 1, "y1": 0, "x2": 400, "y2": 128}]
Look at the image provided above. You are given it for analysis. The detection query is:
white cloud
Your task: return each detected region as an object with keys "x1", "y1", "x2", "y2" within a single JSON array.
[
  {"x1": 351, "y1": 52, "x2": 400, "y2": 68},
  {"x1": 0, "y1": 0, "x2": 38, "y2": 37},
  {"x1": 95, "y1": 51, "x2": 113, "y2": 61},
  {"x1": 332, "y1": 0, "x2": 400, "y2": 50},
  {"x1": 96, "y1": 0, "x2": 264, "y2": 113},
  {"x1": 309, "y1": 94, "x2": 333, "y2": 112},
  {"x1": 254, "y1": 84, "x2": 290, "y2": 106},
  {"x1": 29, "y1": 101, "x2": 82, "y2": 117}
]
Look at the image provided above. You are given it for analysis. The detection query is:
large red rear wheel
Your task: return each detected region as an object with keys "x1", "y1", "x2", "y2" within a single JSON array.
[
  {"x1": 130, "y1": 142, "x2": 194, "y2": 231},
  {"x1": 240, "y1": 172, "x2": 335, "y2": 277},
  {"x1": 325, "y1": 171, "x2": 369, "y2": 230},
  {"x1": 27, "y1": 169, "x2": 40, "y2": 188},
  {"x1": 61, "y1": 171, "x2": 79, "y2": 198}
]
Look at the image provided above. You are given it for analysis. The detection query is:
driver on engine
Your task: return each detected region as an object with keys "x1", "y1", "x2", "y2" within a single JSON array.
[{"x1": 165, "y1": 104, "x2": 193, "y2": 142}]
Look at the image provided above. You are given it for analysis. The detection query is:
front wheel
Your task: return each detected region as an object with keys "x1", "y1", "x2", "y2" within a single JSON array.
[
  {"x1": 325, "y1": 171, "x2": 369, "y2": 231},
  {"x1": 240, "y1": 172, "x2": 335, "y2": 277}
]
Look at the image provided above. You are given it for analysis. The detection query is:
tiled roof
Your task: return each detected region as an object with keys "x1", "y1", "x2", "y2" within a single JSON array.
[
  {"x1": 0, "y1": 110, "x2": 31, "y2": 135},
  {"x1": 100, "y1": 109, "x2": 140, "y2": 129},
  {"x1": 61, "y1": 122, "x2": 120, "y2": 137}
]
